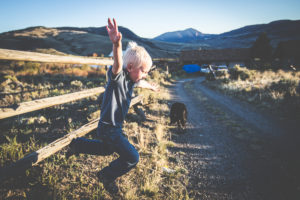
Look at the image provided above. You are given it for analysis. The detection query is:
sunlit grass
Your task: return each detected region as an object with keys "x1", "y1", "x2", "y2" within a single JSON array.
[
  {"x1": 205, "y1": 65, "x2": 300, "y2": 120},
  {"x1": 0, "y1": 66, "x2": 190, "y2": 199}
]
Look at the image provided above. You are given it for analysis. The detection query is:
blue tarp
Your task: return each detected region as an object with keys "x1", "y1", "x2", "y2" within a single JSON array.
[{"x1": 182, "y1": 64, "x2": 201, "y2": 73}]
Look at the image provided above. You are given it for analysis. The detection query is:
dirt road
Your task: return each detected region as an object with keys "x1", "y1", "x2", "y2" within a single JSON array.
[{"x1": 169, "y1": 77, "x2": 300, "y2": 200}]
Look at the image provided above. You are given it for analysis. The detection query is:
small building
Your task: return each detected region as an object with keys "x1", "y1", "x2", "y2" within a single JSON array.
[{"x1": 180, "y1": 48, "x2": 251, "y2": 67}]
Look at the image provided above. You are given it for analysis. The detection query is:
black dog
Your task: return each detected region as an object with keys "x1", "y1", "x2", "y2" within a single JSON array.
[{"x1": 170, "y1": 102, "x2": 187, "y2": 129}]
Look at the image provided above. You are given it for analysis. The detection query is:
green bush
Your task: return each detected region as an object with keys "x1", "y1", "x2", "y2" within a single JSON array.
[
  {"x1": 151, "y1": 70, "x2": 163, "y2": 82},
  {"x1": 4, "y1": 75, "x2": 19, "y2": 83},
  {"x1": 215, "y1": 70, "x2": 227, "y2": 77},
  {"x1": 21, "y1": 62, "x2": 41, "y2": 75},
  {"x1": 269, "y1": 78, "x2": 298, "y2": 96},
  {"x1": 0, "y1": 136, "x2": 24, "y2": 165},
  {"x1": 205, "y1": 73, "x2": 215, "y2": 81},
  {"x1": 229, "y1": 65, "x2": 254, "y2": 81},
  {"x1": 70, "y1": 80, "x2": 83, "y2": 88},
  {"x1": 80, "y1": 64, "x2": 91, "y2": 71}
]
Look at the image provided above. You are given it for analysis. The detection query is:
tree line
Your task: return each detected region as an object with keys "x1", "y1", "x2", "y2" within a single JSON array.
[{"x1": 250, "y1": 32, "x2": 300, "y2": 69}]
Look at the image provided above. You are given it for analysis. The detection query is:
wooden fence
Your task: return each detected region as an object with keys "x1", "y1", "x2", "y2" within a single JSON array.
[
  {"x1": 0, "y1": 87, "x2": 143, "y2": 181},
  {"x1": 0, "y1": 94, "x2": 143, "y2": 182},
  {"x1": 0, "y1": 52, "x2": 144, "y2": 182},
  {"x1": 0, "y1": 87, "x2": 105, "y2": 119},
  {"x1": 0, "y1": 48, "x2": 113, "y2": 65}
]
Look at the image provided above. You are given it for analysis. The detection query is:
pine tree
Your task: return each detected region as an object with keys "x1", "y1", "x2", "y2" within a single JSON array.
[
  {"x1": 250, "y1": 32, "x2": 273, "y2": 61},
  {"x1": 273, "y1": 42, "x2": 285, "y2": 60}
]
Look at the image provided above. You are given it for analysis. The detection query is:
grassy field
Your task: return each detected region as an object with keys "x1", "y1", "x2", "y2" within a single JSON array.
[
  {"x1": 204, "y1": 65, "x2": 300, "y2": 123},
  {"x1": 0, "y1": 26, "x2": 184, "y2": 58},
  {"x1": 0, "y1": 61, "x2": 190, "y2": 199},
  {"x1": 0, "y1": 48, "x2": 113, "y2": 66},
  {"x1": 2, "y1": 57, "x2": 298, "y2": 199}
]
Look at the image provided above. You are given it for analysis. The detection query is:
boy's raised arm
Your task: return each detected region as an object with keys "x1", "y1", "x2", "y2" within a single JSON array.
[
  {"x1": 106, "y1": 18, "x2": 123, "y2": 75},
  {"x1": 136, "y1": 80, "x2": 160, "y2": 92}
]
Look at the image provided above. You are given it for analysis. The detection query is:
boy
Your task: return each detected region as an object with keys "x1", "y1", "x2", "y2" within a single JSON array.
[{"x1": 67, "y1": 18, "x2": 158, "y2": 192}]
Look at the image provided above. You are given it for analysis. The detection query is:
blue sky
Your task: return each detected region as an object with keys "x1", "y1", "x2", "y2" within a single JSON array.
[{"x1": 0, "y1": 0, "x2": 299, "y2": 38}]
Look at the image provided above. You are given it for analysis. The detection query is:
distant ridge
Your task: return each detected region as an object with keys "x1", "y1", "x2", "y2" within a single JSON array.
[
  {"x1": 0, "y1": 26, "x2": 183, "y2": 58},
  {"x1": 154, "y1": 28, "x2": 216, "y2": 43},
  {"x1": 56, "y1": 26, "x2": 141, "y2": 41},
  {"x1": 153, "y1": 20, "x2": 300, "y2": 47},
  {"x1": 0, "y1": 19, "x2": 299, "y2": 58}
]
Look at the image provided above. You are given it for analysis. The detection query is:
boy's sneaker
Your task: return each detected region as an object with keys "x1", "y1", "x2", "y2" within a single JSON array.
[
  {"x1": 97, "y1": 170, "x2": 119, "y2": 194},
  {"x1": 65, "y1": 139, "x2": 79, "y2": 159}
]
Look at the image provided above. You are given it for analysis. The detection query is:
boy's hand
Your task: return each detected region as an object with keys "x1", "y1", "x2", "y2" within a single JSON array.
[
  {"x1": 106, "y1": 18, "x2": 122, "y2": 45},
  {"x1": 136, "y1": 80, "x2": 160, "y2": 92},
  {"x1": 106, "y1": 18, "x2": 123, "y2": 75},
  {"x1": 150, "y1": 82, "x2": 160, "y2": 92}
]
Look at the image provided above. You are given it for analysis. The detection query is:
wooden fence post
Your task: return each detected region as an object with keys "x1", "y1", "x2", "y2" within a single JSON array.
[
  {"x1": 0, "y1": 95, "x2": 143, "y2": 182},
  {"x1": 0, "y1": 87, "x2": 105, "y2": 120}
]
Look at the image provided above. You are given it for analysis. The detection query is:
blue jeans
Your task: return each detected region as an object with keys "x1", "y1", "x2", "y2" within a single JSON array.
[{"x1": 71, "y1": 122, "x2": 139, "y2": 180}]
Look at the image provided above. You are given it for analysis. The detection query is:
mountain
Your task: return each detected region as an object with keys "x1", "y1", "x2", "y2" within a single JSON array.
[
  {"x1": 0, "y1": 20, "x2": 299, "y2": 58},
  {"x1": 56, "y1": 26, "x2": 141, "y2": 41},
  {"x1": 153, "y1": 20, "x2": 300, "y2": 48},
  {"x1": 0, "y1": 26, "x2": 184, "y2": 58},
  {"x1": 154, "y1": 28, "x2": 215, "y2": 43}
]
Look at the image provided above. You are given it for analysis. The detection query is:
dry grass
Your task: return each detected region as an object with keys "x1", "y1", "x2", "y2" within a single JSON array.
[
  {"x1": 0, "y1": 48, "x2": 113, "y2": 65},
  {"x1": 183, "y1": 81, "x2": 266, "y2": 151},
  {"x1": 0, "y1": 66, "x2": 190, "y2": 199},
  {"x1": 0, "y1": 60, "x2": 107, "y2": 106},
  {"x1": 1, "y1": 61, "x2": 108, "y2": 77},
  {"x1": 205, "y1": 65, "x2": 300, "y2": 121}
]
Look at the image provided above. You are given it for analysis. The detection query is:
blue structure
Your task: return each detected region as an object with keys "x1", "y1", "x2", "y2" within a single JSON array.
[{"x1": 182, "y1": 64, "x2": 201, "y2": 73}]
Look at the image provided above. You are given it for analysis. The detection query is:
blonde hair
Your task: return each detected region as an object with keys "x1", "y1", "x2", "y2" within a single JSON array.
[{"x1": 123, "y1": 41, "x2": 152, "y2": 69}]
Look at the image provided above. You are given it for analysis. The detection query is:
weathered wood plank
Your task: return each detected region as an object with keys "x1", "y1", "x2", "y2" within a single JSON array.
[
  {"x1": 33, "y1": 95, "x2": 143, "y2": 164},
  {"x1": 0, "y1": 87, "x2": 105, "y2": 119},
  {"x1": 0, "y1": 95, "x2": 143, "y2": 181},
  {"x1": 0, "y1": 48, "x2": 113, "y2": 65},
  {"x1": 34, "y1": 118, "x2": 100, "y2": 164}
]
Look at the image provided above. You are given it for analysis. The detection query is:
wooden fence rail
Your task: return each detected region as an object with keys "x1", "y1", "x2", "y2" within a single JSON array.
[
  {"x1": 0, "y1": 87, "x2": 105, "y2": 119},
  {"x1": 0, "y1": 48, "x2": 113, "y2": 65},
  {"x1": 0, "y1": 95, "x2": 143, "y2": 182},
  {"x1": 0, "y1": 49, "x2": 145, "y2": 182},
  {"x1": 0, "y1": 86, "x2": 64, "y2": 96}
]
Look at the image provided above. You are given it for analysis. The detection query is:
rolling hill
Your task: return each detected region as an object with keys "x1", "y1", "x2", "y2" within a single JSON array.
[
  {"x1": 0, "y1": 20, "x2": 299, "y2": 58},
  {"x1": 153, "y1": 28, "x2": 216, "y2": 43},
  {"x1": 0, "y1": 26, "x2": 185, "y2": 58},
  {"x1": 153, "y1": 20, "x2": 300, "y2": 48}
]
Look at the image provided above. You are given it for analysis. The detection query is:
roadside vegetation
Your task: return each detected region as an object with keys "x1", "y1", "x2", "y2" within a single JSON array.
[
  {"x1": 0, "y1": 60, "x2": 107, "y2": 107},
  {"x1": 204, "y1": 65, "x2": 300, "y2": 122},
  {"x1": 0, "y1": 60, "x2": 190, "y2": 199}
]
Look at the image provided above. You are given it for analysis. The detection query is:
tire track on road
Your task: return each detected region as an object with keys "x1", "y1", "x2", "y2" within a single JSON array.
[
  {"x1": 169, "y1": 77, "x2": 300, "y2": 200},
  {"x1": 169, "y1": 78, "x2": 261, "y2": 200}
]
